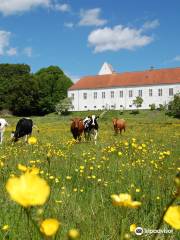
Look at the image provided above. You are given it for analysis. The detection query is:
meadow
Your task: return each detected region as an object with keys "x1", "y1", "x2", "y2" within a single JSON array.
[{"x1": 0, "y1": 110, "x2": 180, "y2": 240}]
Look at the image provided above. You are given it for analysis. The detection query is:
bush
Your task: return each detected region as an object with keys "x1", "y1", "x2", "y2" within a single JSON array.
[
  {"x1": 149, "y1": 104, "x2": 156, "y2": 110},
  {"x1": 157, "y1": 104, "x2": 167, "y2": 111},
  {"x1": 55, "y1": 97, "x2": 73, "y2": 115},
  {"x1": 130, "y1": 109, "x2": 139, "y2": 115},
  {"x1": 167, "y1": 93, "x2": 180, "y2": 118}
]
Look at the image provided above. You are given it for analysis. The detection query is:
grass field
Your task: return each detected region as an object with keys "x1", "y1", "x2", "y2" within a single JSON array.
[{"x1": 0, "y1": 110, "x2": 180, "y2": 240}]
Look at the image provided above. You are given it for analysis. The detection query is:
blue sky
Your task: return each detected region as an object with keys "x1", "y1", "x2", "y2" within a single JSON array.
[{"x1": 0, "y1": 0, "x2": 180, "y2": 81}]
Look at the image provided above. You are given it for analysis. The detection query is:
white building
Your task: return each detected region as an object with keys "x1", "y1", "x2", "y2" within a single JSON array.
[{"x1": 68, "y1": 63, "x2": 180, "y2": 111}]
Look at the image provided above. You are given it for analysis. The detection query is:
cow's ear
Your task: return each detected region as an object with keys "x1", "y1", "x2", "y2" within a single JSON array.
[
  {"x1": 96, "y1": 116, "x2": 99, "y2": 119},
  {"x1": 79, "y1": 118, "x2": 83, "y2": 121},
  {"x1": 70, "y1": 118, "x2": 74, "y2": 121}
]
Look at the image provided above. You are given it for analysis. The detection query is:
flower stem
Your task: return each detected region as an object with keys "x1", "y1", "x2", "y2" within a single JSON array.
[{"x1": 153, "y1": 193, "x2": 177, "y2": 240}]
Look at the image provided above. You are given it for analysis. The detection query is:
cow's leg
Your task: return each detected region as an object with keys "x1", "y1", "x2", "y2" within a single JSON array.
[
  {"x1": 25, "y1": 135, "x2": 28, "y2": 142},
  {"x1": 0, "y1": 131, "x2": 3, "y2": 144},
  {"x1": 94, "y1": 129, "x2": 98, "y2": 145},
  {"x1": 78, "y1": 135, "x2": 81, "y2": 142}
]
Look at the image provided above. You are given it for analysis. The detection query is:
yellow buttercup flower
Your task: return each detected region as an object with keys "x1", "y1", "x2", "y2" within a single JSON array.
[
  {"x1": 28, "y1": 167, "x2": 40, "y2": 175},
  {"x1": 6, "y1": 172, "x2": 50, "y2": 207},
  {"x1": 130, "y1": 224, "x2": 137, "y2": 232},
  {"x1": 18, "y1": 164, "x2": 27, "y2": 172},
  {"x1": 40, "y1": 218, "x2": 60, "y2": 237},
  {"x1": 2, "y1": 225, "x2": 9, "y2": 231},
  {"x1": 164, "y1": 206, "x2": 180, "y2": 230},
  {"x1": 111, "y1": 193, "x2": 141, "y2": 208},
  {"x1": 28, "y1": 136, "x2": 37, "y2": 145},
  {"x1": 68, "y1": 229, "x2": 80, "y2": 239}
]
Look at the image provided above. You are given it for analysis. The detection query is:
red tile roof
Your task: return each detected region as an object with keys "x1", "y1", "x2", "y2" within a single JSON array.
[{"x1": 69, "y1": 67, "x2": 180, "y2": 90}]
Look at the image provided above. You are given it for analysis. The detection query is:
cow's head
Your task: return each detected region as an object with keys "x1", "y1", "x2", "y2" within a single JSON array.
[
  {"x1": 91, "y1": 115, "x2": 99, "y2": 126},
  {"x1": 11, "y1": 131, "x2": 19, "y2": 142},
  {"x1": 112, "y1": 118, "x2": 118, "y2": 126},
  {"x1": 71, "y1": 118, "x2": 83, "y2": 128}
]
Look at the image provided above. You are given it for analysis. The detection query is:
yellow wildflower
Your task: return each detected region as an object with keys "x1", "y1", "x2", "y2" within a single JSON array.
[
  {"x1": 68, "y1": 229, "x2": 80, "y2": 239},
  {"x1": 28, "y1": 167, "x2": 40, "y2": 175},
  {"x1": 2, "y1": 225, "x2": 9, "y2": 231},
  {"x1": 18, "y1": 164, "x2": 27, "y2": 172},
  {"x1": 40, "y1": 218, "x2": 60, "y2": 236},
  {"x1": 130, "y1": 224, "x2": 137, "y2": 232},
  {"x1": 118, "y1": 152, "x2": 122, "y2": 156},
  {"x1": 6, "y1": 172, "x2": 50, "y2": 207},
  {"x1": 164, "y1": 206, "x2": 180, "y2": 229},
  {"x1": 66, "y1": 176, "x2": 72, "y2": 180},
  {"x1": 111, "y1": 193, "x2": 141, "y2": 208},
  {"x1": 28, "y1": 136, "x2": 37, "y2": 145}
]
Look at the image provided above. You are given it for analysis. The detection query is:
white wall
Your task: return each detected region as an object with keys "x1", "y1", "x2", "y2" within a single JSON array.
[{"x1": 68, "y1": 83, "x2": 180, "y2": 111}]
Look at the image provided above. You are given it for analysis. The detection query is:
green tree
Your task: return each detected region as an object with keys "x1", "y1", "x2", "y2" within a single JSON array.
[
  {"x1": 0, "y1": 64, "x2": 39, "y2": 115},
  {"x1": 55, "y1": 97, "x2": 73, "y2": 115},
  {"x1": 35, "y1": 66, "x2": 73, "y2": 114},
  {"x1": 167, "y1": 93, "x2": 180, "y2": 118},
  {"x1": 133, "y1": 96, "x2": 143, "y2": 109}
]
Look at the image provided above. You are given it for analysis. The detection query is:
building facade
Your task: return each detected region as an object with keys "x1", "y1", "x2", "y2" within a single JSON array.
[{"x1": 68, "y1": 63, "x2": 180, "y2": 111}]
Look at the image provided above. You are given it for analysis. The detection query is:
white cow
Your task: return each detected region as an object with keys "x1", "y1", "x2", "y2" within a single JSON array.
[{"x1": 0, "y1": 118, "x2": 8, "y2": 144}]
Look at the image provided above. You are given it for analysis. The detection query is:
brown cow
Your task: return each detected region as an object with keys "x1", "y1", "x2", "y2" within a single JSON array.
[
  {"x1": 112, "y1": 118, "x2": 126, "y2": 135},
  {"x1": 71, "y1": 118, "x2": 84, "y2": 141}
]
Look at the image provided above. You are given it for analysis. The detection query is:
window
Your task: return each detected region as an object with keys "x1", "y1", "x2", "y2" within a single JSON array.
[
  {"x1": 169, "y1": 88, "x2": 173, "y2": 96},
  {"x1": 120, "y1": 90, "x2": 123, "y2": 98},
  {"x1": 129, "y1": 105, "x2": 132, "y2": 107},
  {"x1": 84, "y1": 106, "x2": 87, "y2": 108},
  {"x1": 111, "y1": 91, "x2": 114, "y2": 98},
  {"x1": 158, "y1": 89, "x2": 162, "y2": 96},
  {"x1": 102, "y1": 105, "x2": 105, "y2": 108},
  {"x1": 102, "y1": 92, "x2": 106, "y2": 98},
  {"x1": 71, "y1": 93, "x2": 74, "y2": 100},
  {"x1": 149, "y1": 89, "x2": 153, "y2": 96},
  {"x1": 94, "y1": 106, "x2": 96, "y2": 108},
  {"x1": 120, "y1": 105, "x2": 123, "y2": 107},
  {"x1": 83, "y1": 93, "x2": 87, "y2": 99},
  {"x1": 94, "y1": 92, "x2": 97, "y2": 99},
  {"x1": 138, "y1": 90, "x2": 142, "y2": 97},
  {"x1": 111, "y1": 105, "x2": 115, "y2": 109},
  {"x1": 129, "y1": 90, "x2": 133, "y2": 98}
]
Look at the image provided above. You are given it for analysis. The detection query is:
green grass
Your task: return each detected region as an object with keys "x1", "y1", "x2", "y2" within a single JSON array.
[{"x1": 0, "y1": 110, "x2": 180, "y2": 240}]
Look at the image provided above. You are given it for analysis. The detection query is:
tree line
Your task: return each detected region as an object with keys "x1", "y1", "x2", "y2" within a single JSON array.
[{"x1": 0, "y1": 64, "x2": 73, "y2": 116}]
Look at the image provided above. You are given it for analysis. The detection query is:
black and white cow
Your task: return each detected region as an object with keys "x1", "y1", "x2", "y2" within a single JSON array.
[
  {"x1": 83, "y1": 115, "x2": 99, "y2": 144},
  {"x1": 12, "y1": 118, "x2": 38, "y2": 142}
]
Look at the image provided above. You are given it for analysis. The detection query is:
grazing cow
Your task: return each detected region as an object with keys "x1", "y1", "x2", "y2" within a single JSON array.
[
  {"x1": 0, "y1": 118, "x2": 8, "y2": 144},
  {"x1": 112, "y1": 118, "x2": 126, "y2": 135},
  {"x1": 70, "y1": 118, "x2": 84, "y2": 141},
  {"x1": 12, "y1": 118, "x2": 34, "y2": 142},
  {"x1": 84, "y1": 115, "x2": 99, "y2": 144}
]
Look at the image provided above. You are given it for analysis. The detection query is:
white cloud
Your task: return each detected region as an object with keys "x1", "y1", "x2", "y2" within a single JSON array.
[
  {"x1": 54, "y1": 3, "x2": 70, "y2": 12},
  {"x1": 23, "y1": 47, "x2": 32, "y2": 57},
  {"x1": 173, "y1": 55, "x2": 180, "y2": 62},
  {"x1": 142, "y1": 19, "x2": 160, "y2": 31},
  {"x1": 79, "y1": 8, "x2": 107, "y2": 26},
  {"x1": 7, "y1": 47, "x2": 17, "y2": 56},
  {"x1": 88, "y1": 25, "x2": 153, "y2": 53},
  {"x1": 0, "y1": 30, "x2": 11, "y2": 55},
  {"x1": 0, "y1": 0, "x2": 50, "y2": 15},
  {"x1": 64, "y1": 22, "x2": 74, "y2": 28}
]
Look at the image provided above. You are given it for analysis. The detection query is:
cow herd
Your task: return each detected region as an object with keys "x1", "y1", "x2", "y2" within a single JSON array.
[
  {"x1": 71, "y1": 115, "x2": 99, "y2": 144},
  {"x1": 0, "y1": 115, "x2": 126, "y2": 145}
]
